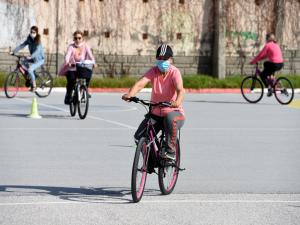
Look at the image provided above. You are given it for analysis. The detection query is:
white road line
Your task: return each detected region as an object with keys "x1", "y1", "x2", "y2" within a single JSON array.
[
  {"x1": 87, "y1": 115, "x2": 136, "y2": 129},
  {"x1": 1, "y1": 199, "x2": 300, "y2": 206},
  {"x1": 0, "y1": 128, "x2": 130, "y2": 130},
  {"x1": 91, "y1": 106, "x2": 137, "y2": 113},
  {"x1": 1, "y1": 127, "x2": 299, "y2": 131},
  {"x1": 15, "y1": 97, "x2": 136, "y2": 130},
  {"x1": 187, "y1": 128, "x2": 300, "y2": 131},
  {"x1": 0, "y1": 107, "x2": 138, "y2": 113}
]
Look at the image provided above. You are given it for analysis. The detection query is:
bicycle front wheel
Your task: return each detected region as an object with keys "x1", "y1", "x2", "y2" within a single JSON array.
[
  {"x1": 131, "y1": 137, "x2": 149, "y2": 203},
  {"x1": 4, "y1": 71, "x2": 20, "y2": 98},
  {"x1": 241, "y1": 76, "x2": 264, "y2": 103},
  {"x1": 274, "y1": 77, "x2": 294, "y2": 105},
  {"x1": 69, "y1": 89, "x2": 77, "y2": 117},
  {"x1": 158, "y1": 139, "x2": 180, "y2": 195},
  {"x1": 77, "y1": 85, "x2": 89, "y2": 119},
  {"x1": 35, "y1": 70, "x2": 53, "y2": 98}
]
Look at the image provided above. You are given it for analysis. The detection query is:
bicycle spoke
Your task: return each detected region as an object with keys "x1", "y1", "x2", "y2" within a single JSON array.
[
  {"x1": 241, "y1": 76, "x2": 264, "y2": 103},
  {"x1": 274, "y1": 77, "x2": 294, "y2": 105},
  {"x1": 4, "y1": 72, "x2": 20, "y2": 98},
  {"x1": 35, "y1": 70, "x2": 53, "y2": 98},
  {"x1": 158, "y1": 139, "x2": 180, "y2": 195}
]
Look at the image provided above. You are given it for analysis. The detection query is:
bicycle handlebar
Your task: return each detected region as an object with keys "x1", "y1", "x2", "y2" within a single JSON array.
[
  {"x1": 129, "y1": 97, "x2": 172, "y2": 107},
  {"x1": 10, "y1": 53, "x2": 25, "y2": 59}
]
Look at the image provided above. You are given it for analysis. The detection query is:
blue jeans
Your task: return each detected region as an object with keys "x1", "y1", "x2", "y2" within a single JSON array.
[{"x1": 26, "y1": 59, "x2": 45, "y2": 81}]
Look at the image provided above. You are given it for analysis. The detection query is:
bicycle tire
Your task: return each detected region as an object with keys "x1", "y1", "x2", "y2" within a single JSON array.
[
  {"x1": 35, "y1": 70, "x2": 53, "y2": 98},
  {"x1": 158, "y1": 139, "x2": 180, "y2": 195},
  {"x1": 78, "y1": 85, "x2": 89, "y2": 119},
  {"x1": 274, "y1": 77, "x2": 294, "y2": 105},
  {"x1": 69, "y1": 89, "x2": 77, "y2": 117},
  {"x1": 131, "y1": 137, "x2": 149, "y2": 203},
  {"x1": 241, "y1": 76, "x2": 264, "y2": 103},
  {"x1": 4, "y1": 71, "x2": 20, "y2": 98}
]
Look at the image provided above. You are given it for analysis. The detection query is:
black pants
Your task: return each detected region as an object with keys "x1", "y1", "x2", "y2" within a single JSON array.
[
  {"x1": 66, "y1": 71, "x2": 91, "y2": 97},
  {"x1": 134, "y1": 111, "x2": 185, "y2": 151},
  {"x1": 260, "y1": 62, "x2": 284, "y2": 87}
]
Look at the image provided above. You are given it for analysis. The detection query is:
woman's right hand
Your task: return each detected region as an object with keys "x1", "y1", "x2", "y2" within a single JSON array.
[{"x1": 122, "y1": 94, "x2": 131, "y2": 102}]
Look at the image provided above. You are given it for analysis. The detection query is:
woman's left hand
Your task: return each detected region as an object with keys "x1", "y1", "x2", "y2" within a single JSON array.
[{"x1": 170, "y1": 100, "x2": 180, "y2": 108}]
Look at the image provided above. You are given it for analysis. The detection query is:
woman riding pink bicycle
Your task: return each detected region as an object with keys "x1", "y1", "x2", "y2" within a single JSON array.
[{"x1": 250, "y1": 33, "x2": 284, "y2": 97}]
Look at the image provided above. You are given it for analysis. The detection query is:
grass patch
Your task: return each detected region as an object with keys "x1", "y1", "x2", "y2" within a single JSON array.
[{"x1": 1, "y1": 72, "x2": 300, "y2": 88}]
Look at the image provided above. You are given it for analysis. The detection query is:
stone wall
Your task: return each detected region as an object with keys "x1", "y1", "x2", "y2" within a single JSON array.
[
  {"x1": 1, "y1": 51, "x2": 299, "y2": 77},
  {"x1": 0, "y1": 51, "x2": 212, "y2": 76},
  {"x1": 0, "y1": 0, "x2": 299, "y2": 77}
]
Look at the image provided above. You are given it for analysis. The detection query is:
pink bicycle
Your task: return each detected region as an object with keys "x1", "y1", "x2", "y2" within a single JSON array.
[
  {"x1": 129, "y1": 97, "x2": 185, "y2": 203},
  {"x1": 4, "y1": 54, "x2": 53, "y2": 98},
  {"x1": 241, "y1": 63, "x2": 294, "y2": 105}
]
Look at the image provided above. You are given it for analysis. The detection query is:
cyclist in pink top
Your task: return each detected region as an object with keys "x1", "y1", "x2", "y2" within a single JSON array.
[
  {"x1": 122, "y1": 44, "x2": 185, "y2": 161},
  {"x1": 59, "y1": 30, "x2": 96, "y2": 104},
  {"x1": 250, "y1": 33, "x2": 284, "y2": 96}
]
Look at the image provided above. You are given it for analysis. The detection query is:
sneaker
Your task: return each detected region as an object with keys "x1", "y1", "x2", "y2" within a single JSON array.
[
  {"x1": 160, "y1": 146, "x2": 176, "y2": 161},
  {"x1": 64, "y1": 96, "x2": 71, "y2": 105},
  {"x1": 29, "y1": 86, "x2": 37, "y2": 92},
  {"x1": 267, "y1": 88, "x2": 273, "y2": 97},
  {"x1": 25, "y1": 79, "x2": 31, "y2": 87},
  {"x1": 165, "y1": 150, "x2": 175, "y2": 161}
]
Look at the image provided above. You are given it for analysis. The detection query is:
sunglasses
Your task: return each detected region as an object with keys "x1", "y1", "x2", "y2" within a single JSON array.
[
  {"x1": 74, "y1": 37, "x2": 82, "y2": 40},
  {"x1": 30, "y1": 31, "x2": 36, "y2": 34}
]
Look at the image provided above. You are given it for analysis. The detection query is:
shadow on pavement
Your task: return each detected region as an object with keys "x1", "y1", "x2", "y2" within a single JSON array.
[
  {"x1": 186, "y1": 100, "x2": 274, "y2": 105},
  {"x1": 0, "y1": 185, "x2": 159, "y2": 204},
  {"x1": 0, "y1": 112, "x2": 71, "y2": 120}
]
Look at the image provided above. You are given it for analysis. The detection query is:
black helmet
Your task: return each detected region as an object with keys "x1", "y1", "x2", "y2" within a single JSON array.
[{"x1": 156, "y1": 44, "x2": 173, "y2": 59}]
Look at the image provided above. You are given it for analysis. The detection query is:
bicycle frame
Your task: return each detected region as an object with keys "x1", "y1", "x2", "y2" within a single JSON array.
[
  {"x1": 75, "y1": 78, "x2": 87, "y2": 101},
  {"x1": 253, "y1": 63, "x2": 276, "y2": 87},
  {"x1": 132, "y1": 98, "x2": 181, "y2": 169},
  {"x1": 11, "y1": 56, "x2": 28, "y2": 76},
  {"x1": 145, "y1": 115, "x2": 163, "y2": 162}
]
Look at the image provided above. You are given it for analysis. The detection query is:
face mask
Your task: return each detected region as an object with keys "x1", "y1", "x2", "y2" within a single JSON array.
[
  {"x1": 156, "y1": 60, "x2": 170, "y2": 73},
  {"x1": 74, "y1": 42, "x2": 84, "y2": 48},
  {"x1": 30, "y1": 33, "x2": 36, "y2": 39}
]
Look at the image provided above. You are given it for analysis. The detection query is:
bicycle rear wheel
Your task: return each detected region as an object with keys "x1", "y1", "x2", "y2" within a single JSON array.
[
  {"x1": 78, "y1": 85, "x2": 89, "y2": 119},
  {"x1": 35, "y1": 70, "x2": 53, "y2": 98},
  {"x1": 274, "y1": 77, "x2": 294, "y2": 105},
  {"x1": 4, "y1": 71, "x2": 20, "y2": 98},
  {"x1": 241, "y1": 76, "x2": 264, "y2": 103},
  {"x1": 131, "y1": 137, "x2": 149, "y2": 203},
  {"x1": 158, "y1": 139, "x2": 180, "y2": 195},
  {"x1": 69, "y1": 89, "x2": 77, "y2": 117}
]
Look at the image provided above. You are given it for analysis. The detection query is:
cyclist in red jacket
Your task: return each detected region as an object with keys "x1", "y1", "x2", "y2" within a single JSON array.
[{"x1": 250, "y1": 33, "x2": 284, "y2": 96}]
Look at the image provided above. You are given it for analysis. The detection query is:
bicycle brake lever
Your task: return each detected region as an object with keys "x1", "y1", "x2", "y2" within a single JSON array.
[
  {"x1": 129, "y1": 97, "x2": 139, "y2": 103},
  {"x1": 161, "y1": 102, "x2": 172, "y2": 107}
]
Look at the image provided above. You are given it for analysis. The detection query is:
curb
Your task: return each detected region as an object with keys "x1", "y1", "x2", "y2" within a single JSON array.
[{"x1": 1, "y1": 87, "x2": 300, "y2": 94}]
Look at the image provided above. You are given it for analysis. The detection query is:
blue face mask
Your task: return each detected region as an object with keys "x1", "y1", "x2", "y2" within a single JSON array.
[{"x1": 156, "y1": 60, "x2": 170, "y2": 73}]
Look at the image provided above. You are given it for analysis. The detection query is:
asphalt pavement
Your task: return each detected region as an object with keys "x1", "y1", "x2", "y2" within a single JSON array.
[{"x1": 0, "y1": 91, "x2": 299, "y2": 225}]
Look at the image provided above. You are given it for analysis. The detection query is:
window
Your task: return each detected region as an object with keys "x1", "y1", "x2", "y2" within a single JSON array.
[
  {"x1": 142, "y1": 33, "x2": 148, "y2": 40},
  {"x1": 104, "y1": 31, "x2": 110, "y2": 38},
  {"x1": 84, "y1": 30, "x2": 89, "y2": 36},
  {"x1": 43, "y1": 28, "x2": 49, "y2": 35},
  {"x1": 176, "y1": 33, "x2": 182, "y2": 40}
]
